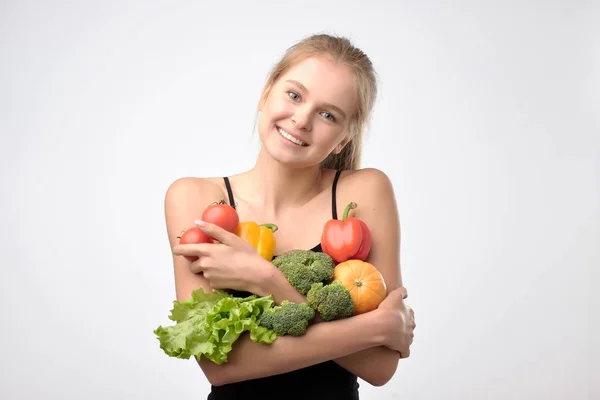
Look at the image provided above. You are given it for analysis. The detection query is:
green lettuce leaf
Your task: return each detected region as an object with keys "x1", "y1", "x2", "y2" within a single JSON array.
[{"x1": 154, "y1": 288, "x2": 278, "y2": 365}]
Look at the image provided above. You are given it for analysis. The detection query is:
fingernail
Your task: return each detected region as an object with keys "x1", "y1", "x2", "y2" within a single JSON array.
[{"x1": 194, "y1": 219, "x2": 206, "y2": 227}]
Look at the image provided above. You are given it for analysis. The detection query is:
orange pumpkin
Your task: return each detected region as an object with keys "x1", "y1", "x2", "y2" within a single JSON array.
[{"x1": 333, "y1": 259, "x2": 387, "y2": 314}]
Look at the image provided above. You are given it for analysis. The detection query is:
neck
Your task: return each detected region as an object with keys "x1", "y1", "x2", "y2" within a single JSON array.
[{"x1": 246, "y1": 147, "x2": 324, "y2": 216}]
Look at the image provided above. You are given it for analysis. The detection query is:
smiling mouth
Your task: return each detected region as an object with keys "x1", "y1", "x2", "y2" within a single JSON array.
[{"x1": 278, "y1": 127, "x2": 308, "y2": 146}]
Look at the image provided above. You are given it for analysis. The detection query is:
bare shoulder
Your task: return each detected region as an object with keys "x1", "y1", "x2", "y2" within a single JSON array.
[
  {"x1": 344, "y1": 167, "x2": 394, "y2": 186},
  {"x1": 165, "y1": 176, "x2": 229, "y2": 202},
  {"x1": 337, "y1": 168, "x2": 397, "y2": 212},
  {"x1": 164, "y1": 177, "x2": 230, "y2": 244}
]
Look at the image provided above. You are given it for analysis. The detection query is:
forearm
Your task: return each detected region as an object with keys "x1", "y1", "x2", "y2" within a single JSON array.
[
  {"x1": 332, "y1": 288, "x2": 409, "y2": 385},
  {"x1": 334, "y1": 346, "x2": 399, "y2": 386},
  {"x1": 255, "y1": 266, "x2": 399, "y2": 386},
  {"x1": 252, "y1": 269, "x2": 399, "y2": 386},
  {"x1": 198, "y1": 309, "x2": 385, "y2": 386},
  {"x1": 257, "y1": 265, "x2": 307, "y2": 305}
]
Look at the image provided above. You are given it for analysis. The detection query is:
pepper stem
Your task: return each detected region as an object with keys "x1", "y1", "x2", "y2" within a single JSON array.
[
  {"x1": 260, "y1": 223, "x2": 278, "y2": 233},
  {"x1": 342, "y1": 202, "x2": 358, "y2": 221}
]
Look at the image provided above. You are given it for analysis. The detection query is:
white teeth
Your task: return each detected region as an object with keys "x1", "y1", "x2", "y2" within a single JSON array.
[{"x1": 278, "y1": 128, "x2": 306, "y2": 146}]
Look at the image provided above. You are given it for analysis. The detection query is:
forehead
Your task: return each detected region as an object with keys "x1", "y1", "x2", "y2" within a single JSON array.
[{"x1": 278, "y1": 56, "x2": 356, "y2": 115}]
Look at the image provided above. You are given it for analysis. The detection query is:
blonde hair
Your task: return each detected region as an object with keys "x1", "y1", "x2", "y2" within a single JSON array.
[{"x1": 260, "y1": 34, "x2": 378, "y2": 170}]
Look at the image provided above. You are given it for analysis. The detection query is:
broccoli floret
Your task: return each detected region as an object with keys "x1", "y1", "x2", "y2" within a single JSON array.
[
  {"x1": 272, "y1": 250, "x2": 335, "y2": 295},
  {"x1": 306, "y1": 281, "x2": 355, "y2": 321},
  {"x1": 259, "y1": 300, "x2": 316, "y2": 336}
]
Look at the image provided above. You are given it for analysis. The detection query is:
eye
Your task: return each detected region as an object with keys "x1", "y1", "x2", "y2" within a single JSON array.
[
  {"x1": 287, "y1": 91, "x2": 301, "y2": 102},
  {"x1": 320, "y1": 111, "x2": 336, "y2": 122}
]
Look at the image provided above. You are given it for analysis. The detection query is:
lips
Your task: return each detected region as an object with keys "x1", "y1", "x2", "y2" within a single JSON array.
[{"x1": 277, "y1": 127, "x2": 308, "y2": 146}]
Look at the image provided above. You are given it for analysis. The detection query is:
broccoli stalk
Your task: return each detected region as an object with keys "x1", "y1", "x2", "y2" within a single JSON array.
[
  {"x1": 306, "y1": 281, "x2": 355, "y2": 321},
  {"x1": 259, "y1": 300, "x2": 316, "y2": 336},
  {"x1": 272, "y1": 250, "x2": 335, "y2": 295}
]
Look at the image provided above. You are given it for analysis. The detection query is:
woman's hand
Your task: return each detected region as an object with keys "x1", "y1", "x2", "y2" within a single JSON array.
[
  {"x1": 376, "y1": 287, "x2": 416, "y2": 358},
  {"x1": 172, "y1": 220, "x2": 274, "y2": 295}
]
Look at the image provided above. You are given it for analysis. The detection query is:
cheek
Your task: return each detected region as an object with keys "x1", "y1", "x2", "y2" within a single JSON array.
[
  {"x1": 314, "y1": 125, "x2": 346, "y2": 146},
  {"x1": 258, "y1": 100, "x2": 286, "y2": 136},
  {"x1": 265, "y1": 97, "x2": 293, "y2": 118}
]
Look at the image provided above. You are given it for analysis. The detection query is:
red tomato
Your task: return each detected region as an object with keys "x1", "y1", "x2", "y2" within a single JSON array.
[
  {"x1": 201, "y1": 202, "x2": 239, "y2": 234},
  {"x1": 178, "y1": 227, "x2": 212, "y2": 262}
]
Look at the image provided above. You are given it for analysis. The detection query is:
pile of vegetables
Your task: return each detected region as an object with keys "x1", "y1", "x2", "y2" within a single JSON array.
[
  {"x1": 154, "y1": 288, "x2": 278, "y2": 365},
  {"x1": 155, "y1": 200, "x2": 387, "y2": 365}
]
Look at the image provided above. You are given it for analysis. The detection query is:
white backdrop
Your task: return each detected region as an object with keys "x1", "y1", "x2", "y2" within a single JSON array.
[{"x1": 1, "y1": 1, "x2": 598, "y2": 399}]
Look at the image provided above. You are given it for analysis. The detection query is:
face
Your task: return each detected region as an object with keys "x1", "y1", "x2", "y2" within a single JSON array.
[{"x1": 257, "y1": 56, "x2": 357, "y2": 168}]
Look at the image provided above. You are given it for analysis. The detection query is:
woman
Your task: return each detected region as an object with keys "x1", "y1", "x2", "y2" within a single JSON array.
[{"x1": 165, "y1": 33, "x2": 416, "y2": 400}]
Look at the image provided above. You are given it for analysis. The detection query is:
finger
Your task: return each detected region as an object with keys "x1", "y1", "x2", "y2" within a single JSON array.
[
  {"x1": 173, "y1": 243, "x2": 213, "y2": 257},
  {"x1": 189, "y1": 256, "x2": 212, "y2": 274},
  {"x1": 386, "y1": 288, "x2": 402, "y2": 304},
  {"x1": 195, "y1": 220, "x2": 238, "y2": 246},
  {"x1": 204, "y1": 278, "x2": 227, "y2": 290},
  {"x1": 189, "y1": 259, "x2": 204, "y2": 274},
  {"x1": 399, "y1": 348, "x2": 410, "y2": 359},
  {"x1": 391, "y1": 287, "x2": 408, "y2": 303}
]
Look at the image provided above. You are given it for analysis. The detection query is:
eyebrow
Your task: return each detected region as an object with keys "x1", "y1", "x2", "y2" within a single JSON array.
[{"x1": 285, "y1": 79, "x2": 347, "y2": 119}]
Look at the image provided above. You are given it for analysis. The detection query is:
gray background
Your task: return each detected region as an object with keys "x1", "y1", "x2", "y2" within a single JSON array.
[{"x1": 1, "y1": 0, "x2": 598, "y2": 399}]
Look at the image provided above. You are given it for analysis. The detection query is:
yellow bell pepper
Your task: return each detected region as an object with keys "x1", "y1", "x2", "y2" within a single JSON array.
[{"x1": 236, "y1": 222, "x2": 278, "y2": 261}]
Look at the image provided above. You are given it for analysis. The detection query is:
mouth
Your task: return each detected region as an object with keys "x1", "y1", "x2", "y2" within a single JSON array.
[{"x1": 277, "y1": 127, "x2": 308, "y2": 147}]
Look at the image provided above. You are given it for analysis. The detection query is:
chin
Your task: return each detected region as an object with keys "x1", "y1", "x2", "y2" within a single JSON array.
[
  {"x1": 268, "y1": 150, "x2": 315, "y2": 169},
  {"x1": 260, "y1": 141, "x2": 317, "y2": 169}
]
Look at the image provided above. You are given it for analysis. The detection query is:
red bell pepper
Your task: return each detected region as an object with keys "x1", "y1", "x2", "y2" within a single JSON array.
[{"x1": 321, "y1": 201, "x2": 371, "y2": 263}]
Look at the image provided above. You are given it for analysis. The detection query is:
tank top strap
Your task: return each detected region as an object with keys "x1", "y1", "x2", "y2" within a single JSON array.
[
  {"x1": 223, "y1": 176, "x2": 236, "y2": 209},
  {"x1": 225, "y1": 172, "x2": 340, "y2": 215},
  {"x1": 331, "y1": 170, "x2": 342, "y2": 219}
]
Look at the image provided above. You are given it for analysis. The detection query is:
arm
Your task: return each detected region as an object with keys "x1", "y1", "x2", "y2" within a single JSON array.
[
  {"x1": 326, "y1": 168, "x2": 407, "y2": 386},
  {"x1": 164, "y1": 178, "x2": 391, "y2": 386},
  {"x1": 198, "y1": 307, "x2": 387, "y2": 386},
  {"x1": 258, "y1": 271, "x2": 400, "y2": 387},
  {"x1": 244, "y1": 169, "x2": 407, "y2": 386}
]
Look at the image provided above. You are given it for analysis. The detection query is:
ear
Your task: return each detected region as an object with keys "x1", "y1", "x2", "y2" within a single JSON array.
[{"x1": 333, "y1": 136, "x2": 351, "y2": 154}]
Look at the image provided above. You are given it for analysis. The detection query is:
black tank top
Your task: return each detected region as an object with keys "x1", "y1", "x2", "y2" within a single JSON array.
[{"x1": 207, "y1": 170, "x2": 360, "y2": 400}]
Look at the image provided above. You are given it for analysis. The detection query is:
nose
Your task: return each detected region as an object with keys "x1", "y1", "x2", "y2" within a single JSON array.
[{"x1": 292, "y1": 106, "x2": 312, "y2": 131}]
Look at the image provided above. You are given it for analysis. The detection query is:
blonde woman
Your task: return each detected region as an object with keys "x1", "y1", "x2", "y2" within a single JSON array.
[{"x1": 166, "y1": 34, "x2": 416, "y2": 400}]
